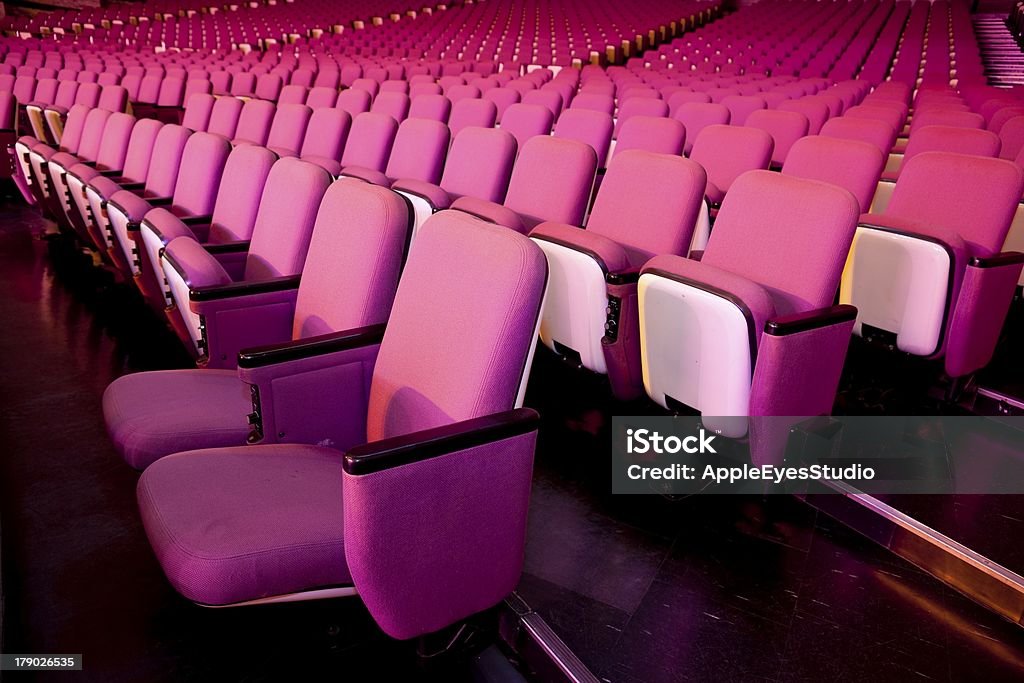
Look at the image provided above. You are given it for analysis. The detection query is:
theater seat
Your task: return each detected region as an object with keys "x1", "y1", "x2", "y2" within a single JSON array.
[
  {"x1": 161, "y1": 158, "x2": 332, "y2": 360},
  {"x1": 639, "y1": 171, "x2": 859, "y2": 438},
  {"x1": 104, "y1": 179, "x2": 411, "y2": 469},
  {"x1": 136, "y1": 211, "x2": 545, "y2": 642},
  {"x1": 782, "y1": 136, "x2": 885, "y2": 212},
  {"x1": 451, "y1": 136, "x2": 596, "y2": 234},
  {"x1": 840, "y1": 152, "x2": 1024, "y2": 380},
  {"x1": 392, "y1": 126, "x2": 516, "y2": 240},
  {"x1": 530, "y1": 151, "x2": 706, "y2": 399},
  {"x1": 139, "y1": 144, "x2": 278, "y2": 327}
]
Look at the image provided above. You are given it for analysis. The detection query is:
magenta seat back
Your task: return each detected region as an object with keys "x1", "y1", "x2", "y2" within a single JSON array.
[
  {"x1": 340, "y1": 112, "x2": 399, "y2": 172},
  {"x1": 673, "y1": 102, "x2": 730, "y2": 155},
  {"x1": 900, "y1": 126, "x2": 1001, "y2": 172},
  {"x1": 207, "y1": 96, "x2": 244, "y2": 139},
  {"x1": 690, "y1": 125, "x2": 774, "y2": 199},
  {"x1": 255, "y1": 74, "x2": 283, "y2": 101},
  {"x1": 370, "y1": 91, "x2": 410, "y2": 122},
  {"x1": 292, "y1": 179, "x2": 411, "y2": 340},
  {"x1": 245, "y1": 158, "x2": 333, "y2": 281},
  {"x1": 668, "y1": 90, "x2": 712, "y2": 116},
  {"x1": 553, "y1": 109, "x2": 614, "y2": 168},
  {"x1": 449, "y1": 98, "x2": 497, "y2": 139},
  {"x1": 77, "y1": 108, "x2": 114, "y2": 162},
  {"x1": 782, "y1": 136, "x2": 885, "y2": 212},
  {"x1": 590, "y1": 150, "x2": 707, "y2": 262},
  {"x1": 778, "y1": 99, "x2": 829, "y2": 134},
  {"x1": 500, "y1": 103, "x2": 554, "y2": 150},
  {"x1": 94, "y1": 113, "x2": 135, "y2": 171},
  {"x1": 305, "y1": 87, "x2": 338, "y2": 110},
  {"x1": 12, "y1": 75, "x2": 35, "y2": 104},
  {"x1": 614, "y1": 97, "x2": 669, "y2": 137},
  {"x1": 707, "y1": 170, "x2": 859, "y2": 315},
  {"x1": 266, "y1": 104, "x2": 313, "y2": 155},
  {"x1": 208, "y1": 145, "x2": 278, "y2": 243},
  {"x1": 336, "y1": 88, "x2": 371, "y2": 117},
  {"x1": 722, "y1": 95, "x2": 767, "y2": 126},
  {"x1": 570, "y1": 92, "x2": 614, "y2": 116},
  {"x1": 820, "y1": 116, "x2": 897, "y2": 155},
  {"x1": 745, "y1": 109, "x2": 811, "y2": 167},
  {"x1": 998, "y1": 116, "x2": 1024, "y2": 161},
  {"x1": 909, "y1": 109, "x2": 985, "y2": 135},
  {"x1": 156, "y1": 78, "x2": 184, "y2": 107},
  {"x1": 278, "y1": 84, "x2": 307, "y2": 106},
  {"x1": 144, "y1": 124, "x2": 191, "y2": 197},
  {"x1": 366, "y1": 211, "x2": 547, "y2": 440},
  {"x1": 409, "y1": 94, "x2": 452, "y2": 123},
  {"x1": 234, "y1": 99, "x2": 275, "y2": 145},
  {"x1": 299, "y1": 108, "x2": 351, "y2": 161},
  {"x1": 119, "y1": 118, "x2": 163, "y2": 184},
  {"x1": 442, "y1": 127, "x2": 517, "y2": 203},
  {"x1": 182, "y1": 93, "x2": 216, "y2": 131},
  {"x1": 522, "y1": 89, "x2": 562, "y2": 117},
  {"x1": 482, "y1": 87, "x2": 521, "y2": 123},
  {"x1": 613, "y1": 116, "x2": 685, "y2": 160},
  {"x1": 171, "y1": 132, "x2": 232, "y2": 215},
  {"x1": 886, "y1": 152, "x2": 1024, "y2": 256},
  {"x1": 386, "y1": 118, "x2": 450, "y2": 185},
  {"x1": 505, "y1": 136, "x2": 596, "y2": 230},
  {"x1": 31, "y1": 78, "x2": 58, "y2": 105},
  {"x1": 98, "y1": 85, "x2": 129, "y2": 112}
]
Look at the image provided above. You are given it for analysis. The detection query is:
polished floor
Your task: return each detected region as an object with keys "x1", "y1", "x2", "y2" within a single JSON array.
[{"x1": 2, "y1": 194, "x2": 1024, "y2": 682}]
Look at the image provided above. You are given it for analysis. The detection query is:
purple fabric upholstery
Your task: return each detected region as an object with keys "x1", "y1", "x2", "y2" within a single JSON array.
[
  {"x1": 383, "y1": 118, "x2": 449, "y2": 185},
  {"x1": 782, "y1": 136, "x2": 885, "y2": 213},
  {"x1": 503, "y1": 136, "x2": 596, "y2": 231},
  {"x1": 245, "y1": 158, "x2": 333, "y2": 281},
  {"x1": 441, "y1": 127, "x2": 516, "y2": 203},
  {"x1": 233, "y1": 99, "x2": 275, "y2": 146},
  {"x1": 690, "y1": 125, "x2": 773, "y2": 204},
  {"x1": 208, "y1": 144, "x2": 279, "y2": 243},
  {"x1": 408, "y1": 94, "x2": 452, "y2": 123},
  {"x1": 820, "y1": 116, "x2": 897, "y2": 155},
  {"x1": 613, "y1": 97, "x2": 668, "y2": 137},
  {"x1": 745, "y1": 109, "x2": 809, "y2": 167},
  {"x1": 553, "y1": 108, "x2": 614, "y2": 167},
  {"x1": 722, "y1": 94, "x2": 767, "y2": 126},
  {"x1": 104, "y1": 370, "x2": 250, "y2": 470},
  {"x1": 448, "y1": 98, "x2": 497, "y2": 139},
  {"x1": 207, "y1": 96, "x2": 243, "y2": 139},
  {"x1": 335, "y1": 88, "x2": 372, "y2": 117},
  {"x1": 895, "y1": 126, "x2": 1001, "y2": 176},
  {"x1": 673, "y1": 102, "x2": 730, "y2": 154},
  {"x1": 266, "y1": 103, "x2": 313, "y2": 157},
  {"x1": 613, "y1": 116, "x2": 685, "y2": 159},
  {"x1": 367, "y1": 211, "x2": 547, "y2": 440},
  {"x1": 499, "y1": 103, "x2": 553, "y2": 148},
  {"x1": 299, "y1": 108, "x2": 351, "y2": 164},
  {"x1": 339, "y1": 112, "x2": 398, "y2": 174}
]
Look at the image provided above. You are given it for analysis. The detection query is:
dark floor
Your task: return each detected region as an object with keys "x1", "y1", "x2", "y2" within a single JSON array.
[{"x1": 2, "y1": 193, "x2": 1024, "y2": 682}]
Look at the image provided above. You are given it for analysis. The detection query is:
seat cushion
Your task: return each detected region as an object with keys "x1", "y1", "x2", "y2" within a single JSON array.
[
  {"x1": 391, "y1": 178, "x2": 452, "y2": 210},
  {"x1": 450, "y1": 196, "x2": 526, "y2": 233},
  {"x1": 643, "y1": 254, "x2": 778, "y2": 346},
  {"x1": 137, "y1": 444, "x2": 350, "y2": 605},
  {"x1": 103, "y1": 369, "x2": 251, "y2": 469},
  {"x1": 530, "y1": 221, "x2": 635, "y2": 272}
]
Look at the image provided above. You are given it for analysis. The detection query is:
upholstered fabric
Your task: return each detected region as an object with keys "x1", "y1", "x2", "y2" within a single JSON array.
[
  {"x1": 292, "y1": 179, "x2": 410, "y2": 339},
  {"x1": 108, "y1": 188, "x2": 157, "y2": 223},
  {"x1": 690, "y1": 125, "x2": 773, "y2": 205},
  {"x1": 384, "y1": 118, "x2": 449, "y2": 185},
  {"x1": 366, "y1": 211, "x2": 547, "y2": 440},
  {"x1": 441, "y1": 127, "x2": 516, "y2": 203},
  {"x1": 339, "y1": 112, "x2": 398, "y2": 173},
  {"x1": 820, "y1": 116, "x2": 897, "y2": 156},
  {"x1": 705, "y1": 170, "x2": 859, "y2": 315},
  {"x1": 137, "y1": 444, "x2": 350, "y2": 605},
  {"x1": 503, "y1": 136, "x2": 596, "y2": 230},
  {"x1": 745, "y1": 109, "x2": 810, "y2": 166},
  {"x1": 613, "y1": 116, "x2": 685, "y2": 158},
  {"x1": 783, "y1": 136, "x2": 885, "y2": 213},
  {"x1": 499, "y1": 103, "x2": 553, "y2": 148},
  {"x1": 163, "y1": 236, "x2": 234, "y2": 288},
  {"x1": 553, "y1": 108, "x2": 613, "y2": 167},
  {"x1": 673, "y1": 102, "x2": 730, "y2": 154},
  {"x1": 244, "y1": 158, "x2": 333, "y2": 281},
  {"x1": 104, "y1": 370, "x2": 250, "y2": 469}
]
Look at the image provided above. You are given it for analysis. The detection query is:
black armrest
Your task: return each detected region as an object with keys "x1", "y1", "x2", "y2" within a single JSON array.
[
  {"x1": 237, "y1": 323, "x2": 386, "y2": 369},
  {"x1": 764, "y1": 304, "x2": 857, "y2": 336},
  {"x1": 99, "y1": 168, "x2": 123, "y2": 177},
  {"x1": 180, "y1": 214, "x2": 213, "y2": 226},
  {"x1": 606, "y1": 266, "x2": 641, "y2": 286},
  {"x1": 968, "y1": 251, "x2": 1024, "y2": 268},
  {"x1": 204, "y1": 240, "x2": 251, "y2": 254},
  {"x1": 81, "y1": 160, "x2": 97, "y2": 167},
  {"x1": 343, "y1": 407, "x2": 540, "y2": 475},
  {"x1": 146, "y1": 195, "x2": 173, "y2": 206},
  {"x1": 117, "y1": 181, "x2": 145, "y2": 191},
  {"x1": 189, "y1": 274, "x2": 301, "y2": 302}
]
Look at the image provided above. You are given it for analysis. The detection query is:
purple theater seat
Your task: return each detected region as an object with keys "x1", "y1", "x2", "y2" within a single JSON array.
[
  {"x1": 530, "y1": 150, "x2": 707, "y2": 399},
  {"x1": 370, "y1": 91, "x2": 411, "y2": 123},
  {"x1": 673, "y1": 102, "x2": 730, "y2": 155},
  {"x1": 162, "y1": 158, "x2": 333, "y2": 358},
  {"x1": 999, "y1": 116, "x2": 1024, "y2": 161},
  {"x1": 110, "y1": 131, "x2": 231, "y2": 304},
  {"x1": 299, "y1": 108, "x2": 352, "y2": 174},
  {"x1": 392, "y1": 127, "x2": 517, "y2": 239},
  {"x1": 745, "y1": 109, "x2": 810, "y2": 168},
  {"x1": 553, "y1": 108, "x2": 614, "y2": 168},
  {"x1": 782, "y1": 135, "x2": 885, "y2": 213},
  {"x1": 448, "y1": 98, "x2": 497, "y2": 140},
  {"x1": 408, "y1": 94, "x2": 451, "y2": 123},
  {"x1": 265, "y1": 104, "x2": 314, "y2": 158},
  {"x1": 722, "y1": 94, "x2": 767, "y2": 126},
  {"x1": 277, "y1": 84, "x2": 308, "y2": 106},
  {"x1": 482, "y1": 87, "x2": 521, "y2": 123},
  {"x1": 499, "y1": 103, "x2": 554, "y2": 150},
  {"x1": 819, "y1": 116, "x2": 897, "y2": 156},
  {"x1": 335, "y1": 88, "x2": 372, "y2": 117},
  {"x1": 207, "y1": 96, "x2": 244, "y2": 140},
  {"x1": 639, "y1": 171, "x2": 859, "y2": 440},
  {"x1": 44, "y1": 107, "x2": 113, "y2": 228},
  {"x1": 844, "y1": 103, "x2": 908, "y2": 133},
  {"x1": 338, "y1": 112, "x2": 399, "y2": 178},
  {"x1": 106, "y1": 179, "x2": 411, "y2": 469},
  {"x1": 522, "y1": 89, "x2": 563, "y2": 118},
  {"x1": 611, "y1": 116, "x2": 685, "y2": 161},
  {"x1": 141, "y1": 144, "x2": 278, "y2": 329},
  {"x1": 136, "y1": 210, "x2": 544, "y2": 643},
  {"x1": 690, "y1": 124, "x2": 774, "y2": 206},
  {"x1": 614, "y1": 97, "x2": 669, "y2": 138},
  {"x1": 232, "y1": 99, "x2": 276, "y2": 146},
  {"x1": 451, "y1": 136, "x2": 596, "y2": 234},
  {"x1": 181, "y1": 93, "x2": 216, "y2": 132},
  {"x1": 305, "y1": 87, "x2": 339, "y2": 110},
  {"x1": 841, "y1": 152, "x2": 1024, "y2": 378},
  {"x1": 104, "y1": 124, "x2": 191, "y2": 279},
  {"x1": 346, "y1": 118, "x2": 449, "y2": 188},
  {"x1": 569, "y1": 92, "x2": 615, "y2": 116},
  {"x1": 779, "y1": 98, "x2": 830, "y2": 135},
  {"x1": 79, "y1": 118, "x2": 163, "y2": 258}
]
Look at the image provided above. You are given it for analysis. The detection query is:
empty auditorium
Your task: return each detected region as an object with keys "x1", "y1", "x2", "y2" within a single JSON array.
[{"x1": 3, "y1": 0, "x2": 1024, "y2": 679}]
